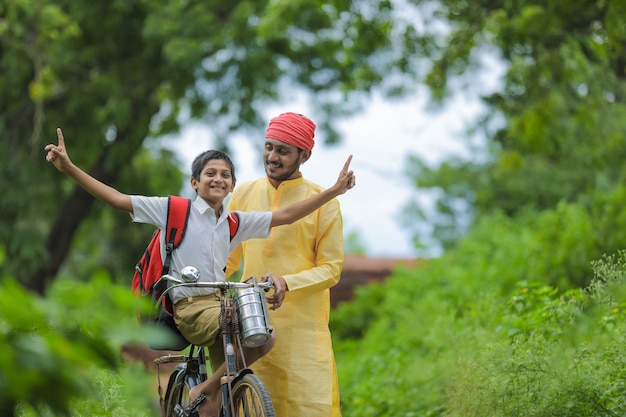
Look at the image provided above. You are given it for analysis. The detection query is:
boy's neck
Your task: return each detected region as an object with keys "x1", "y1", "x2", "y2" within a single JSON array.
[{"x1": 204, "y1": 200, "x2": 223, "y2": 219}]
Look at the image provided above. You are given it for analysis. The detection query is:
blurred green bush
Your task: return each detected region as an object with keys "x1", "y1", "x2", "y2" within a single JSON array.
[
  {"x1": 332, "y1": 203, "x2": 626, "y2": 416},
  {"x1": 0, "y1": 263, "x2": 160, "y2": 417}
]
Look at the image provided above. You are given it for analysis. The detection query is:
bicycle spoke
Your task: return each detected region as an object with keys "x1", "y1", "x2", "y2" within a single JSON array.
[{"x1": 231, "y1": 374, "x2": 274, "y2": 417}]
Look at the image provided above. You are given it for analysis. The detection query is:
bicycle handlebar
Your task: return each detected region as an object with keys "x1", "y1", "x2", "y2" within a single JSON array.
[
  {"x1": 162, "y1": 277, "x2": 273, "y2": 291},
  {"x1": 155, "y1": 271, "x2": 274, "y2": 309}
]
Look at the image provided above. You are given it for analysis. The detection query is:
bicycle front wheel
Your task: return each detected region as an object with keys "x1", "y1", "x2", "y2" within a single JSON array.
[{"x1": 230, "y1": 373, "x2": 274, "y2": 417}]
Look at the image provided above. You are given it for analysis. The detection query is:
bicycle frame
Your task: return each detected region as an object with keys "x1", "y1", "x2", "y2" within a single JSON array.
[
  {"x1": 154, "y1": 268, "x2": 274, "y2": 417},
  {"x1": 217, "y1": 283, "x2": 256, "y2": 417}
]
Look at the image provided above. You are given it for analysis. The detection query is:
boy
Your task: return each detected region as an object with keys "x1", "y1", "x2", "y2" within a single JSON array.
[{"x1": 45, "y1": 127, "x2": 355, "y2": 417}]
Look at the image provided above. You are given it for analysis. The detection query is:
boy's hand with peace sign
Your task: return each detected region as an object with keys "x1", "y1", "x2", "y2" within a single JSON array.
[
  {"x1": 44, "y1": 128, "x2": 73, "y2": 173},
  {"x1": 44, "y1": 128, "x2": 133, "y2": 212}
]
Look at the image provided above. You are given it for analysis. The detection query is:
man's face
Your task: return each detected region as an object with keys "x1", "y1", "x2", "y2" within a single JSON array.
[{"x1": 263, "y1": 138, "x2": 309, "y2": 184}]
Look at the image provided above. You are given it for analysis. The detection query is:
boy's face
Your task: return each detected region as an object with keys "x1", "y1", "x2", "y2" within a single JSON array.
[{"x1": 190, "y1": 159, "x2": 235, "y2": 206}]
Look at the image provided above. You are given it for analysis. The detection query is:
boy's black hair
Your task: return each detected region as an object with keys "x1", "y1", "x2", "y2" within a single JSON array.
[{"x1": 191, "y1": 150, "x2": 236, "y2": 183}]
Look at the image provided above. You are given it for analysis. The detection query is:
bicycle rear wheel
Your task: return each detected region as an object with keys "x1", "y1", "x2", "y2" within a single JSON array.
[
  {"x1": 230, "y1": 373, "x2": 274, "y2": 417},
  {"x1": 163, "y1": 365, "x2": 201, "y2": 417}
]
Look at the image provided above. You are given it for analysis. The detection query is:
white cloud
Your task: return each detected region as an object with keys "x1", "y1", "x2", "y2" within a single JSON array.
[
  {"x1": 164, "y1": 46, "x2": 507, "y2": 259},
  {"x1": 169, "y1": 90, "x2": 488, "y2": 258}
]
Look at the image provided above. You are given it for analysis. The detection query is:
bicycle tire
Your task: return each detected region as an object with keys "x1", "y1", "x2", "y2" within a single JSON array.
[
  {"x1": 163, "y1": 365, "x2": 201, "y2": 417},
  {"x1": 229, "y1": 373, "x2": 274, "y2": 417}
]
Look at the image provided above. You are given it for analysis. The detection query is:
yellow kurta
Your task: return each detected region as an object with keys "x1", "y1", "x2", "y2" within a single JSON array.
[{"x1": 227, "y1": 176, "x2": 343, "y2": 417}]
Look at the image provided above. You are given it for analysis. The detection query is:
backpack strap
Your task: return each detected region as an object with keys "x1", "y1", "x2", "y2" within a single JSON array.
[
  {"x1": 228, "y1": 212, "x2": 240, "y2": 241},
  {"x1": 161, "y1": 196, "x2": 191, "y2": 276},
  {"x1": 222, "y1": 212, "x2": 240, "y2": 273}
]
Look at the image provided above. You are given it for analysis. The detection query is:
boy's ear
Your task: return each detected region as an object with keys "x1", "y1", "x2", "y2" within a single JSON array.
[{"x1": 190, "y1": 176, "x2": 198, "y2": 191}]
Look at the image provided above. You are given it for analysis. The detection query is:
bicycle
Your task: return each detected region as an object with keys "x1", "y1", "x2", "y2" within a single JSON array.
[{"x1": 152, "y1": 266, "x2": 275, "y2": 417}]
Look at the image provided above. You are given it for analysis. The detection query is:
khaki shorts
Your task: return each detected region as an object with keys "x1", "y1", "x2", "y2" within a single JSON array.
[
  {"x1": 174, "y1": 294, "x2": 222, "y2": 347},
  {"x1": 173, "y1": 294, "x2": 227, "y2": 371}
]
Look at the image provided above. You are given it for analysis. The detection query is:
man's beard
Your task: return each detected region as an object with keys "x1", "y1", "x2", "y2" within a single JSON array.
[{"x1": 265, "y1": 160, "x2": 300, "y2": 182}]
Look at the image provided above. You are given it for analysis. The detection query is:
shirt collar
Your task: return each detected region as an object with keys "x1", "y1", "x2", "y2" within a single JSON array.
[
  {"x1": 193, "y1": 196, "x2": 229, "y2": 220},
  {"x1": 270, "y1": 176, "x2": 305, "y2": 190},
  {"x1": 192, "y1": 196, "x2": 211, "y2": 214}
]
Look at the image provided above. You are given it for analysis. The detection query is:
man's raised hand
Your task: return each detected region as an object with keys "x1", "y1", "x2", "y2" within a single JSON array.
[{"x1": 333, "y1": 155, "x2": 356, "y2": 195}]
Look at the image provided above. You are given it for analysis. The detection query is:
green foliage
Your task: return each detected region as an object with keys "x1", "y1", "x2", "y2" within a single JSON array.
[
  {"x1": 402, "y1": 0, "x2": 626, "y2": 254},
  {"x1": 16, "y1": 366, "x2": 156, "y2": 417},
  {"x1": 0, "y1": 269, "x2": 156, "y2": 416},
  {"x1": 344, "y1": 229, "x2": 368, "y2": 255},
  {"x1": 331, "y1": 205, "x2": 626, "y2": 416},
  {"x1": 444, "y1": 252, "x2": 626, "y2": 417},
  {"x1": 500, "y1": 282, "x2": 582, "y2": 340}
]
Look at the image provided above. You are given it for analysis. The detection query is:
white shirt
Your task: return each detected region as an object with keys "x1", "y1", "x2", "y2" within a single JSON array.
[{"x1": 130, "y1": 195, "x2": 271, "y2": 304}]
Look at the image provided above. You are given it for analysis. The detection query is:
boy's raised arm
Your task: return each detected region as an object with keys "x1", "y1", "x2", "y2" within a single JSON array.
[
  {"x1": 45, "y1": 128, "x2": 133, "y2": 213},
  {"x1": 270, "y1": 155, "x2": 356, "y2": 227}
]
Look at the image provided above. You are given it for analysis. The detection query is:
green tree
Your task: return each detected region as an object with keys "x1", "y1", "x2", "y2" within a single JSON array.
[
  {"x1": 402, "y1": 0, "x2": 626, "y2": 252},
  {"x1": 344, "y1": 229, "x2": 368, "y2": 255},
  {"x1": 0, "y1": 0, "x2": 417, "y2": 293}
]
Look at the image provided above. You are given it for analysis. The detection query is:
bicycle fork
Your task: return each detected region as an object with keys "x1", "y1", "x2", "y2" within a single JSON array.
[{"x1": 221, "y1": 322, "x2": 237, "y2": 417}]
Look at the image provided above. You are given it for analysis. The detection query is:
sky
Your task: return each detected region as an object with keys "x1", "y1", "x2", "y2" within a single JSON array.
[{"x1": 170, "y1": 88, "x2": 490, "y2": 259}]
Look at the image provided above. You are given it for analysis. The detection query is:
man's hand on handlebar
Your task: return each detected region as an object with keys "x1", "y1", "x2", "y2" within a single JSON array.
[{"x1": 261, "y1": 273, "x2": 287, "y2": 310}]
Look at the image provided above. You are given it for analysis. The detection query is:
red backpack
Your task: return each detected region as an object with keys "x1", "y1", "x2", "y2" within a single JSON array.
[{"x1": 132, "y1": 195, "x2": 239, "y2": 350}]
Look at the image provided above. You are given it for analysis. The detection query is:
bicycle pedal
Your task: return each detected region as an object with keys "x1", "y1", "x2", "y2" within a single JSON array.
[
  {"x1": 187, "y1": 393, "x2": 207, "y2": 410},
  {"x1": 173, "y1": 404, "x2": 186, "y2": 417},
  {"x1": 173, "y1": 393, "x2": 206, "y2": 416}
]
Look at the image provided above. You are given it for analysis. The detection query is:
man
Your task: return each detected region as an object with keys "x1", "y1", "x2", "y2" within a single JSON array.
[{"x1": 227, "y1": 112, "x2": 345, "y2": 416}]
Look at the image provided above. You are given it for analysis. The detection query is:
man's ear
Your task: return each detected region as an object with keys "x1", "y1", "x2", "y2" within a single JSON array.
[{"x1": 300, "y1": 149, "x2": 312, "y2": 164}]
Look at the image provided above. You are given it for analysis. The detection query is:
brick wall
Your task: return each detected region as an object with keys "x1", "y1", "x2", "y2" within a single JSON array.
[{"x1": 330, "y1": 255, "x2": 418, "y2": 308}]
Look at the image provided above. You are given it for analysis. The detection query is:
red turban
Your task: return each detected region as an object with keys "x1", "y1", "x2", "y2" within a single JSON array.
[{"x1": 265, "y1": 112, "x2": 316, "y2": 150}]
